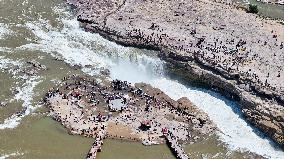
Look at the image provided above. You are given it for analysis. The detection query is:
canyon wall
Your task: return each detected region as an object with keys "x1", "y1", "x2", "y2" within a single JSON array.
[{"x1": 67, "y1": 0, "x2": 284, "y2": 147}]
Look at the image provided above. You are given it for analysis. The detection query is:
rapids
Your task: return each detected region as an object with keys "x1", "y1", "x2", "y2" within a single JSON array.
[{"x1": 1, "y1": 1, "x2": 284, "y2": 159}]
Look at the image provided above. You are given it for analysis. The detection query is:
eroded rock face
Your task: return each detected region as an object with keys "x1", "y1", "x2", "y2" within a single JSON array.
[
  {"x1": 136, "y1": 83, "x2": 216, "y2": 135},
  {"x1": 67, "y1": 0, "x2": 284, "y2": 147}
]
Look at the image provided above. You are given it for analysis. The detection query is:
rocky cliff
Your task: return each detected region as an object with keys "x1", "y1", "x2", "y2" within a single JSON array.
[{"x1": 67, "y1": 0, "x2": 284, "y2": 147}]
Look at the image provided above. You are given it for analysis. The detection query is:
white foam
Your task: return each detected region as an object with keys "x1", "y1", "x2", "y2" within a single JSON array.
[
  {"x1": 109, "y1": 58, "x2": 284, "y2": 158},
  {"x1": 0, "y1": 152, "x2": 23, "y2": 159},
  {"x1": 16, "y1": 8, "x2": 284, "y2": 158},
  {"x1": 0, "y1": 23, "x2": 11, "y2": 39},
  {"x1": 0, "y1": 47, "x2": 12, "y2": 52},
  {"x1": 0, "y1": 77, "x2": 40, "y2": 129},
  {"x1": 150, "y1": 78, "x2": 284, "y2": 159},
  {"x1": 0, "y1": 56, "x2": 23, "y2": 75},
  {"x1": 242, "y1": 0, "x2": 250, "y2": 4},
  {"x1": 20, "y1": 19, "x2": 109, "y2": 70},
  {"x1": 0, "y1": 56, "x2": 20, "y2": 69}
]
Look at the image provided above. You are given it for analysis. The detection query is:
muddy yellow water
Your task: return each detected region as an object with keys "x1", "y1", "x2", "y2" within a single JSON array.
[
  {"x1": 0, "y1": 116, "x2": 93, "y2": 159},
  {"x1": 97, "y1": 140, "x2": 175, "y2": 159},
  {"x1": 1, "y1": 0, "x2": 282, "y2": 158}
]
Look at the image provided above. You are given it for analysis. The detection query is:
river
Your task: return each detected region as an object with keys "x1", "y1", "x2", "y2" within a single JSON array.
[{"x1": 0, "y1": 0, "x2": 284, "y2": 159}]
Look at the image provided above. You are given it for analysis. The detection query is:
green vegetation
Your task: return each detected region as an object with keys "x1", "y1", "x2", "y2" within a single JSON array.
[{"x1": 247, "y1": 4, "x2": 259, "y2": 14}]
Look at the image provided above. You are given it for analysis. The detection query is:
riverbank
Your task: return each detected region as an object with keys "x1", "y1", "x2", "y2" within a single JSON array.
[
  {"x1": 1, "y1": 0, "x2": 284, "y2": 157},
  {"x1": 67, "y1": 0, "x2": 284, "y2": 147}
]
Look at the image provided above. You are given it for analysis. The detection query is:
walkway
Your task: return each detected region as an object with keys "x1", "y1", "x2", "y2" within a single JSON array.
[
  {"x1": 86, "y1": 128, "x2": 106, "y2": 159},
  {"x1": 165, "y1": 131, "x2": 189, "y2": 159}
]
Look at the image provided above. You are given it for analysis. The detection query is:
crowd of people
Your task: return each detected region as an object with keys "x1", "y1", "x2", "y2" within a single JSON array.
[
  {"x1": 79, "y1": 0, "x2": 284, "y2": 102},
  {"x1": 44, "y1": 75, "x2": 215, "y2": 159}
]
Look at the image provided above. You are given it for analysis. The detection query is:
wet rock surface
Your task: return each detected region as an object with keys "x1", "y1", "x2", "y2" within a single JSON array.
[
  {"x1": 67, "y1": 0, "x2": 284, "y2": 147},
  {"x1": 23, "y1": 60, "x2": 47, "y2": 75},
  {"x1": 0, "y1": 102, "x2": 7, "y2": 108},
  {"x1": 27, "y1": 60, "x2": 47, "y2": 70}
]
